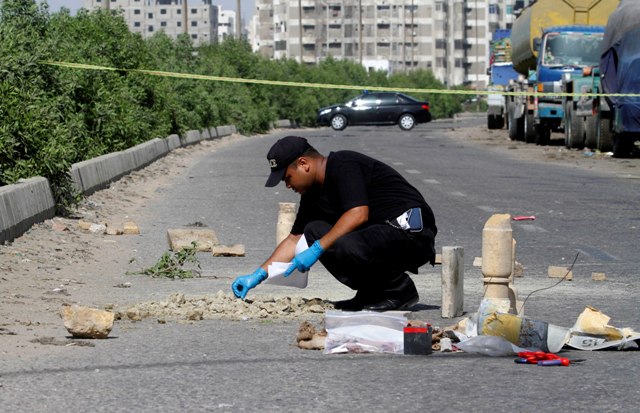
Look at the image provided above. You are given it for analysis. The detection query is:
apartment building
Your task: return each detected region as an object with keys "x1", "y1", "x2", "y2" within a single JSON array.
[
  {"x1": 250, "y1": 0, "x2": 525, "y2": 89},
  {"x1": 217, "y1": 8, "x2": 236, "y2": 42},
  {"x1": 83, "y1": 0, "x2": 219, "y2": 46}
]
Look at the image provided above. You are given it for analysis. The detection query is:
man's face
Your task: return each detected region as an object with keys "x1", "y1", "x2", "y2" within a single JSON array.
[{"x1": 283, "y1": 158, "x2": 313, "y2": 194}]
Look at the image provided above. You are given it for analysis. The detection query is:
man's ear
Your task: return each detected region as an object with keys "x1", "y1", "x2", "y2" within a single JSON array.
[{"x1": 298, "y1": 157, "x2": 311, "y2": 172}]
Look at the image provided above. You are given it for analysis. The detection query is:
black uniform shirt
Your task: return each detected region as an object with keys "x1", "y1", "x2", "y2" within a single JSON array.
[{"x1": 291, "y1": 151, "x2": 436, "y2": 234}]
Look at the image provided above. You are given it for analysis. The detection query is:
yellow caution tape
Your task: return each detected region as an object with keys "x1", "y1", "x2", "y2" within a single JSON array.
[{"x1": 43, "y1": 61, "x2": 640, "y2": 98}]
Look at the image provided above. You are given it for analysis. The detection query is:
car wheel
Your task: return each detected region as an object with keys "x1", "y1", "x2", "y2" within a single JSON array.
[
  {"x1": 330, "y1": 114, "x2": 347, "y2": 131},
  {"x1": 398, "y1": 114, "x2": 415, "y2": 131}
]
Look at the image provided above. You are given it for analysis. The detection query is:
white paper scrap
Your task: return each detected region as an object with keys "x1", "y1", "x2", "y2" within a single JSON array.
[{"x1": 264, "y1": 235, "x2": 310, "y2": 289}]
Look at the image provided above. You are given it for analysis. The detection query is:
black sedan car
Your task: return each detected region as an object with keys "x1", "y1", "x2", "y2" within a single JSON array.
[{"x1": 316, "y1": 92, "x2": 432, "y2": 131}]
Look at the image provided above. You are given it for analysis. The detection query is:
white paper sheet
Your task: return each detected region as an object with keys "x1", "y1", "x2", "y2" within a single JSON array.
[{"x1": 264, "y1": 235, "x2": 310, "y2": 288}]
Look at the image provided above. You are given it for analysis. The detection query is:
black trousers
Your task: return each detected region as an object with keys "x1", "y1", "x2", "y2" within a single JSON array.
[{"x1": 303, "y1": 218, "x2": 436, "y2": 297}]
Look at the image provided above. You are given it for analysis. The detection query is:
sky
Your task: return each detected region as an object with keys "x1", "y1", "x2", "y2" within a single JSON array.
[{"x1": 43, "y1": 0, "x2": 256, "y2": 22}]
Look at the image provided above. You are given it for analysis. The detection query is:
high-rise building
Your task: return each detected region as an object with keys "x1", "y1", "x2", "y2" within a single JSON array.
[
  {"x1": 249, "y1": 0, "x2": 524, "y2": 89},
  {"x1": 83, "y1": 0, "x2": 219, "y2": 46}
]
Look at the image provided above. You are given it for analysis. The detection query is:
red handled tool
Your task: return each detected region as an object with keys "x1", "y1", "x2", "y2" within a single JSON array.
[{"x1": 514, "y1": 351, "x2": 585, "y2": 366}]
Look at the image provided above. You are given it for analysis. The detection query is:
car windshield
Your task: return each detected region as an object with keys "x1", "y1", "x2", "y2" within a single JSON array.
[{"x1": 542, "y1": 32, "x2": 603, "y2": 67}]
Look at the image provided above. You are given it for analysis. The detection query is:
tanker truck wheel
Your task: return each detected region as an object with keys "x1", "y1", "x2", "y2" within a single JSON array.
[
  {"x1": 567, "y1": 107, "x2": 585, "y2": 149},
  {"x1": 508, "y1": 108, "x2": 523, "y2": 141},
  {"x1": 524, "y1": 112, "x2": 537, "y2": 143},
  {"x1": 596, "y1": 116, "x2": 613, "y2": 152}
]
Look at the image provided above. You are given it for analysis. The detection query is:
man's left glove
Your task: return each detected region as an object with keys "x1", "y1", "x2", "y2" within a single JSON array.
[
  {"x1": 284, "y1": 240, "x2": 324, "y2": 276},
  {"x1": 232, "y1": 268, "x2": 268, "y2": 300}
]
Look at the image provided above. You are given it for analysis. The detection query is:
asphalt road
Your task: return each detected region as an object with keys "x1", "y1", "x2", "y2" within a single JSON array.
[{"x1": 2, "y1": 116, "x2": 640, "y2": 412}]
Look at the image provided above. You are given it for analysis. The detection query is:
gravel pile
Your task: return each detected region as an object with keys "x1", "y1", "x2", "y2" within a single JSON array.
[{"x1": 118, "y1": 291, "x2": 330, "y2": 322}]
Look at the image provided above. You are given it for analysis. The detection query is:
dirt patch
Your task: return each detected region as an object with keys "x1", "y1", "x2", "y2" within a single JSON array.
[{"x1": 447, "y1": 120, "x2": 640, "y2": 179}]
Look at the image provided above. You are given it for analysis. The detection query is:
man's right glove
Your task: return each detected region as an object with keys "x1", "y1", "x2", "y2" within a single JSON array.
[{"x1": 231, "y1": 268, "x2": 268, "y2": 300}]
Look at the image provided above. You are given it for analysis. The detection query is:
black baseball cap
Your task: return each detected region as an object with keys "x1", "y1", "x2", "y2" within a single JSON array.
[{"x1": 265, "y1": 136, "x2": 311, "y2": 187}]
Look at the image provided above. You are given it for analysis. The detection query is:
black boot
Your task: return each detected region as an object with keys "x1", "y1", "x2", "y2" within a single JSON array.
[
  {"x1": 363, "y1": 274, "x2": 419, "y2": 312},
  {"x1": 332, "y1": 289, "x2": 378, "y2": 311}
]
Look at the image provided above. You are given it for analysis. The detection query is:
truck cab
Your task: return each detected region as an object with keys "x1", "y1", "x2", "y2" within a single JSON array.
[{"x1": 533, "y1": 26, "x2": 605, "y2": 141}]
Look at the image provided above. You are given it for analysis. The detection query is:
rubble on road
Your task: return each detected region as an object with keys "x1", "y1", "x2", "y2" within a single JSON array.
[{"x1": 117, "y1": 291, "x2": 329, "y2": 322}]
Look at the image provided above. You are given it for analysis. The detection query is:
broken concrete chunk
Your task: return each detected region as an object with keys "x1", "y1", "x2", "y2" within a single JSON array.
[
  {"x1": 60, "y1": 305, "x2": 115, "y2": 339},
  {"x1": 591, "y1": 272, "x2": 607, "y2": 281},
  {"x1": 123, "y1": 221, "x2": 140, "y2": 235},
  {"x1": 212, "y1": 244, "x2": 245, "y2": 257},
  {"x1": 106, "y1": 227, "x2": 124, "y2": 235},
  {"x1": 167, "y1": 228, "x2": 218, "y2": 252},
  {"x1": 89, "y1": 223, "x2": 106, "y2": 234},
  {"x1": 473, "y1": 257, "x2": 482, "y2": 267},
  {"x1": 78, "y1": 220, "x2": 93, "y2": 230},
  {"x1": 548, "y1": 266, "x2": 573, "y2": 280}
]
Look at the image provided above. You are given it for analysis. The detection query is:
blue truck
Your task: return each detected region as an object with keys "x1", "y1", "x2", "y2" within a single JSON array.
[
  {"x1": 561, "y1": 0, "x2": 640, "y2": 157},
  {"x1": 505, "y1": 0, "x2": 616, "y2": 145}
]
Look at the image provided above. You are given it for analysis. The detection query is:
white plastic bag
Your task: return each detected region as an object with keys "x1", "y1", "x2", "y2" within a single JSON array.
[
  {"x1": 456, "y1": 335, "x2": 528, "y2": 357},
  {"x1": 323, "y1": 310, "x2": 407, "y2": 354}
]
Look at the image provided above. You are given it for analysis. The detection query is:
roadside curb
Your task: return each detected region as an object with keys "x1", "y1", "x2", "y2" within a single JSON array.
[{"x1": 0, "y1": 121, "x2": 288, "y2": 245}]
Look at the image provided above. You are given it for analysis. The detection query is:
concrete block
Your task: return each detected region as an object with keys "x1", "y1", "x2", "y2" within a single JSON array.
[
  {"x1": 167, "y1": 228, "x2": 219, "y2": 251},
  {"x1": 473, "y1": 256, "x2": 482, "y2": 267},
  {"x1": 181, "y1": 130, "x2": 202, "y2": 146},
  {"x1": 71, "y1": 151, "x2": 136, "y2": 195},
  {"x1": 212, "y1": 244, "x2": 245, "y2": 257},
  {"x1": 125, "y1": 138, "x2": 169, "y2": 170},
  {"x1": 0, "y1": 177, "x2": 55, "y2": 244},
  {"x1": 166, "y1": 134, "x2": 181, "y2": 151},
  {"x1": 208, "y1": 127, "x2": 218, "y2": 139},
  {"x1": 216, "y1": 125, "x2": 235, "y2": 137},
  {"x1": 274, "y1": 119, "x2": 293, "y2": 128},
  {"x1": 548, "y1": 266, "x2": 573, "y2": 281},
  {"x1": 123, "y1": 221, "x2": 140, "y2": 235}
]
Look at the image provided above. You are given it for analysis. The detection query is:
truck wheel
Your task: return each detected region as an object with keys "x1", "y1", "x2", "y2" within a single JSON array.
[
  {"x1": 568, "y1": 109, "x2": 585, "y2": 149},
  {"x1": 584, "y1": 116, "x2": 597, "y2": 149},
  {"x1": 496, "y1": 116, "x2": 505, "y2": 129},
  {"x1": 596, "y1": 117, "x2": 613, "y2": 152},
  {"x1": 524, "y1": 112, "x2": 536, "y2": 143},
  {"x1": 613, "y1": 133, "x2": 633, "y2": 158},
  {"x1": 508, "y1": 108, "x2": 519, "y2": 140}
]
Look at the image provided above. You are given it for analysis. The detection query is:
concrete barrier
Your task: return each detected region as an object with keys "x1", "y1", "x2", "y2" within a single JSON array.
[
  {"x1": 2, "y1": 125, "x2": 236, "y2": 243},
  {"x1": 273, "y1": 119, "x2": 294, "y2": 128},
  {"x1": 125, "y1": 138, "x2": 169, "y2": 170},
  {"x1": 216, "y1": 125, "x2": 236, "y2": 137},
  {"x1": 70, "y1": 151, "x2": 136, "y2": 195},
  {"x1": 166, "y1": 134, "x2": 181, "y2": 151},
  {"x1": 0, "y1": 177, "x2": 55, "y2": 244},
  {"x1": 181, "y1": 130, "x2": 202, "y2": 146}
]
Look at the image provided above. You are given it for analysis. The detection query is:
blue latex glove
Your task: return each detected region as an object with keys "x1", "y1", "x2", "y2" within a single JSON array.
[
  {"x1": 284, "y1": 240, "x2": 325, "y2": 276},
  {"x1": 232, "y1": 268, "x2": 268, "y2": 300}
]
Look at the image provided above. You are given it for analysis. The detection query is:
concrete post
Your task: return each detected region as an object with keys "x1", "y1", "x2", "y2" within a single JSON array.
[
  {"x1": 441, "y1": 246, "x2": 464, "y2": 318},
  {"x1": 276, "y1": 202, "x2": 297, "y2": 245},
  {"x1": 481, "y1": 214, "x2": 516, "y2": 313}
]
